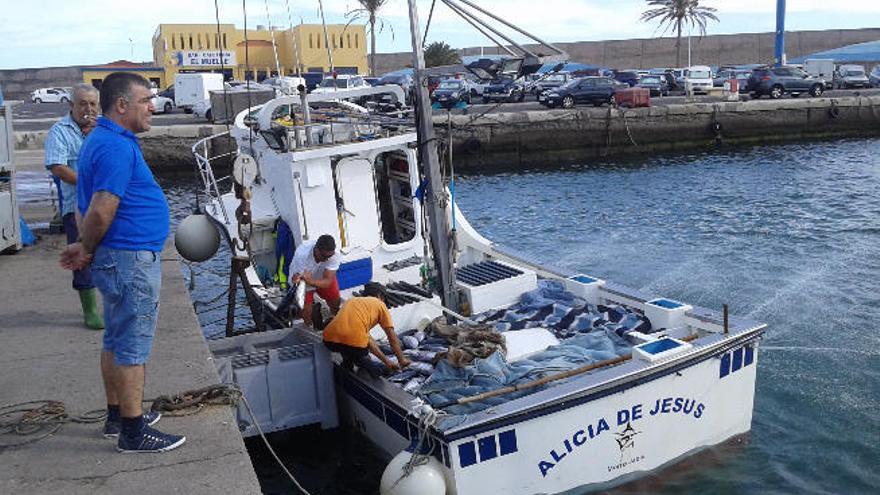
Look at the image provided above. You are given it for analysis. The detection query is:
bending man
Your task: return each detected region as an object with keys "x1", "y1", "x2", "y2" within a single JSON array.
[
  {"x1": 45, "y1": 83, "x2": 103, "y2": 330},
  {"x1": 323, "y1": 282, "x2": 411, "y2": 377},
  {"x1": 60, "y1": 72, "x2": 185, "y2": 453},
  {"x1": 289, "y1": 234, "x2": 341, "y2": 327}
]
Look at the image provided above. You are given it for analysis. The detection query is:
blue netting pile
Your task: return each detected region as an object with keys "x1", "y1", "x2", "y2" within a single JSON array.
[{"x1": 382, "y1": 280, "x2": 653, "y2": 426}]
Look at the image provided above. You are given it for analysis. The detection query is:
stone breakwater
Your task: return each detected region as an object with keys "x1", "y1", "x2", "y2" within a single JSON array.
[
  {"x1": 441, "y1": 96, "x2": 880, "y2": 170},
  {"x1": 13, "y1": 96, "x2": 880, "y2": 174}
]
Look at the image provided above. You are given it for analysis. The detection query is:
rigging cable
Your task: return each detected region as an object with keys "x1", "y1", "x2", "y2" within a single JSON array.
[
  {"x1": 264, "y1": 0, "x2": 283, "y2": 77},
  {"x1": 283, "y1": 0, "x2": 302, "y2": 76},
  {"x1": 213, "y1": 0, "x2": 232, "y2": 132},
  {"x1": 317, "y1": 0, "x2": 335, "y2": 76},
  {"x1": 422, "y1": 0, "x2": 437, "y2": 47}
]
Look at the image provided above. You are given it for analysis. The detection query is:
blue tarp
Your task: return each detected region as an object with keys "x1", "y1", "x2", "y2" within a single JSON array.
[
  {"x1": 791, "y1": 40, "x2": 880, "y2": 64},
  {"x1": 535, "y1": 62, "x2": 600, "y2": 74},
  {"x1": 379, "y1": 281, "x2": 651, "y2": 424}
]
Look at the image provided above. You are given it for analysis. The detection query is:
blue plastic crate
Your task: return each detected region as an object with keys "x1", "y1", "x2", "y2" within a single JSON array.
[{"x1": 337, "y1": 257, "x2": 372, "y2": 290}]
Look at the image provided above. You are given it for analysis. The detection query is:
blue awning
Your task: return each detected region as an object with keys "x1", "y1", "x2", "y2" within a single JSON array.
[{"x1": 790, "y1": 40, "x2": 880, "y2": 64}]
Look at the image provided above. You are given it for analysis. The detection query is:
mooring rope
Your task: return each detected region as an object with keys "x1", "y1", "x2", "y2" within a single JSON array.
[{"x1": 1, "y1": 385, "x2": 312, "y2": 494}]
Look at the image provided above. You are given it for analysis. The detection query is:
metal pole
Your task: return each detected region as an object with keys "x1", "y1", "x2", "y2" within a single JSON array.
[
  {"x1": 774, "y1": 0, "x2": 786, "y2": 67},
  {"x1": 723, "y1": 304, "x2": 729, "y2": 335},
  {"x1": 407, "y1": 0, "x2": 459, "y2": 314}
]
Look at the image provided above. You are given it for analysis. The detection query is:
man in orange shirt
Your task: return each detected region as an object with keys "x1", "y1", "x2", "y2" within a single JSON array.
[{"x1": 323, "y1": 283, "x2": 411, "y2": 377}]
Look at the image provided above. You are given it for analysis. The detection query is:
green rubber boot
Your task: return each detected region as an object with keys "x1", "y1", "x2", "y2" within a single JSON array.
[{"x1": 79, "y1": 289, "x2": 105, "y2": 330}]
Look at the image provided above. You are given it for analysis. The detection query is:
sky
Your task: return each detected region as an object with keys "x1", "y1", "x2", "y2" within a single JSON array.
[{"x1": 1, "y1": 0, "x2": 879, "y2": 70}]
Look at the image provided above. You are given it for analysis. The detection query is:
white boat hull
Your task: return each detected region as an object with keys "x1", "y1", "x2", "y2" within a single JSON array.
[{"x1": 338, "y1": 340, "x2": 759, "y2": 495}]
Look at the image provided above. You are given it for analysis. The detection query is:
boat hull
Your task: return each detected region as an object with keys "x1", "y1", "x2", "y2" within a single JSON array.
[{"x1": 337, "y1": 340, "x2": 759, "y2": 495}]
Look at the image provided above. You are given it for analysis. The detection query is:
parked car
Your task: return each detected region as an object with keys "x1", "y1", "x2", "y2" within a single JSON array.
[
  {"x1": 685, "y1": 65, "x2": 714, "y2": 94},
  {"x1": 833, "y1": 65, "x2": 870, "y2": 89},
  {"x1": 613, "y1": 71, "x2": 640, "y2": 87},
  {"x1": 311, "y1": 74, "x2": 372, "y2": 95},
  {"x1": 150, "y1": 88, "x2": 174, "y2": 114},
  {"x1": 482, "y1": 76, "x2": 525, "y2": 103},
  {"x1": 539, "y1": 76, "x2": 625, "y2": 108},
  {"x1": 302, "y1": 72, "x2": 324, "y2": 92},
  {"x1": 377, "y1": 73, "x2": 415, "y2": 103},
  {"x1": 712, "y1": 69, "x2": 751, "y2": 93},
  {"x1": 636, "y1": 74, "x2": 669, "y2": 96},
  {"x1": 262, "y1": 76, "x2": 307, "y2": 95},
  {"x1": 31, "y1": 87, "x2": 70, "y2": 103},
  {"x1": 431, "y1": 79, "x2": 471, "y2": 106},
  {"x1": 747, "y1": 66, "x2": 825, "y2": 99},
  {"x1": 870, "y1": 65, "x2": 880, "y2": 88},
  {"x1": 158, "y1": 85, "x2": 175, "y2": 100},
  {"x1": 150, "y1": 94, "x2": 174, "y2": 114},
  {"x1": 530, "y1": 73, "x2": 575, "y2": 96}
]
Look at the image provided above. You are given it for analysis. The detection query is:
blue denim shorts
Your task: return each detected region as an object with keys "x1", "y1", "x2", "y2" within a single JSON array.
[{"x1": 91, "y1": 247, "x2": 162, "y2": 366}]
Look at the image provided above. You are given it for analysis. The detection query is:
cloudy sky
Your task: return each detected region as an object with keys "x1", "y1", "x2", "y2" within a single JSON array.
[{"x1": 1, "y1": 0, "x2": 878, "y2": 70}]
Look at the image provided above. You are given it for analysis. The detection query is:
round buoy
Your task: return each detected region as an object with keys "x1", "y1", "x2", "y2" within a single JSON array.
[
  {"x1": 175, "y1": 214, "x2": 220, "y2": 262},
  {"x1": 379, "y1": 450, "x2": 446, "y2": 495}
]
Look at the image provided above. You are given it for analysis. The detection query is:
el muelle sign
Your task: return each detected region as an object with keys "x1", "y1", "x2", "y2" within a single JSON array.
[{"x1": 175, "y1": 51, "x2": 236, "y2": 67}]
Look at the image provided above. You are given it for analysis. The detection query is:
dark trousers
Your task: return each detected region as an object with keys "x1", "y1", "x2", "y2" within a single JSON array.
[
  {"x1": 323, "y1": 340, "x2": 382, "y2": 377},
  {"x1": 63, "y1": 213, "x2": 94, "y2": 290}
]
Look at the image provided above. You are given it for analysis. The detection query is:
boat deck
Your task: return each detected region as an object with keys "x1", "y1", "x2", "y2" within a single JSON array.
[{"x1": 0, "y1": 193, "x2": 261, "y2": 495}]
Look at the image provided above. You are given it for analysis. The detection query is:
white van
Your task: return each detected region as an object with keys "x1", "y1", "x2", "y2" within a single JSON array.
[
  {"x1": 174, "y1": 73, "x2": 224, "y2": 113},
  {"x1": 685, "y1": 66, "x2": 713, "y2": 95}
]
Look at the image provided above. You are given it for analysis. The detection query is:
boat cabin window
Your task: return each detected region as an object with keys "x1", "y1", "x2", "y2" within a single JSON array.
[{"x1": 375, "y1": 151, "x2": 416, "y2": 244}]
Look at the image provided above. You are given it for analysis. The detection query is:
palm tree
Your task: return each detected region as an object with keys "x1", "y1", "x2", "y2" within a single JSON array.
[
  {"x1": 641, "y1": 0, "x2": 719, "y2": 67},
  {"x1": 345, "y1": 0, "x2": 392, "y2": 76},
  {"x1": 424, "y1": 41, "x2": 461, "y2": 68}
]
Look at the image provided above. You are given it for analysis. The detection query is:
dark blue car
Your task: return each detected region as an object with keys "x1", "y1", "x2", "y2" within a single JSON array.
[
  {"x1": 613, "y1": 71, "x2": 640, "y2": 87},
  {"x1": 482, "y1": 77, "x2": 525, "y2": 104},
  {"x1": 539, "y1": 77, "x2": 626, "y2": 108}
]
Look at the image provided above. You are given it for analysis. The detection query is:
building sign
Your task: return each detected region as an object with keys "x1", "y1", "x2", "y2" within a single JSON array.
[{"x1": 174, "y1": 51, "x2": 236, "y2": 67}]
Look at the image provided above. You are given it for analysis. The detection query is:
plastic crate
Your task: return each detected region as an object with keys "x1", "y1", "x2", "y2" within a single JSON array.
[
  {"x1": 337, "y1": 257, "x2": 372, "y2": 290},
  {"x1": 210, "y1": 328, "x2": 338, "y2": 437}
]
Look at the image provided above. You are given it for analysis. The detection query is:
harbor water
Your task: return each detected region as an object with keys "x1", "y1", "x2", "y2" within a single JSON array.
[{"x1": 101, "y1": 137, "x2": 880, "y2": 493}]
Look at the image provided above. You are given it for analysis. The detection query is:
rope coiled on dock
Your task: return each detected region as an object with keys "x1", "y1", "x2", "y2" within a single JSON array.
[
  {"x1": 0, "y1": 400, "x2": 105, "y2": 449},
  {"x1": 148, "y1": 384, "x2": 242, "y2": 416}
]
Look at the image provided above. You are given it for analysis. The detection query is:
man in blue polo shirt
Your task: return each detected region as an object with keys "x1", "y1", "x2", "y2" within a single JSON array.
[
  {"x1": 60, "y1": 72, "x2": 185, "y2": 453},
  {"x1": 45, "y1": 83, "x2": 103, "y2": 330}
]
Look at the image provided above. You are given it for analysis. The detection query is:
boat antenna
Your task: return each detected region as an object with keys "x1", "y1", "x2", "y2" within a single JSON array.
[
  {"x1": 407, "y1": 0, "x2": 460, "y2": 315},
  {"x1": 283, "y1": 0, "x2": 302, "y2": 76},
  {"x1": 317, "y1": 0, "x2": 336, "y2": 77},
  {"x1": 264, "y1": 0, "x2": 282, "y2": 77}
]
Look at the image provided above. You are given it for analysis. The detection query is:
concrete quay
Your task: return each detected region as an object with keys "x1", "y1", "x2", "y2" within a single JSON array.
[
  {"x1": 445, "y1": 94, "x2": 880, "y2": 170},
  {"x1": 0, "y1": 185, "x2": 261, "y2": 493}
]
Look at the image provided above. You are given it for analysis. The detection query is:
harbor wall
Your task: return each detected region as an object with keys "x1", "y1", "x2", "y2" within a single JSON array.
[
  {"x1": 374, "y1": 27, "x2": 880, "y2": 74},
  {"x1": 12, "y1": 97, "x2": 880, "y2": 172},
  {"x1": 442, "y1": 96, "x2": 880, "y2": 170}
]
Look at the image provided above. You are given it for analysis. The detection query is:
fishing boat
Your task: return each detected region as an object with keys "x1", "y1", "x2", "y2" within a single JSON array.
[{"x1": 181, "y1": 1, "x2": 766, "y2": 494}]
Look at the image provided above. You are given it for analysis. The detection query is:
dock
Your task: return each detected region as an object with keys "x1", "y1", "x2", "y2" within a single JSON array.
[{"x1": 0, "y1": 151, "x2": 261, "y2": 494}]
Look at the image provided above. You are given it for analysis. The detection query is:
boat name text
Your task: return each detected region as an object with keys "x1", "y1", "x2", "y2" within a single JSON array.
[{"x1": 537, "y1": 396, "x2": 705, "y2": 477}]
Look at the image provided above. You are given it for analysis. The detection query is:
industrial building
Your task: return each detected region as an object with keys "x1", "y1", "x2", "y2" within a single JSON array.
[{"x1": 82, "y1": 23, "x2": 368, "y2": 89}]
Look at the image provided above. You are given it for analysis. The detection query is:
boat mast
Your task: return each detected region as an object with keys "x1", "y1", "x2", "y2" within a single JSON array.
[{"x1": 406, "y1": 0, "x2": 460, "y2": 313}]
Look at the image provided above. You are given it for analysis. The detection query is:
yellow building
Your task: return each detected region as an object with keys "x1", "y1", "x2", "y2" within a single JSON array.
[
  {"x1": 80, "y1": 61, "x2": 167, "y2": 90},
  {"x1": 151, "y1": 23, "x2": 368, "y2": 86}
]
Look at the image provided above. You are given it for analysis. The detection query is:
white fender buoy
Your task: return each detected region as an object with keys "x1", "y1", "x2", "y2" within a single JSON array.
[
  {"x1": 175, "y1": 214, "x2": 220, "y2": 262},
  {"x1": 379, "y1": 450, "x2": 446, "y2": 495}
]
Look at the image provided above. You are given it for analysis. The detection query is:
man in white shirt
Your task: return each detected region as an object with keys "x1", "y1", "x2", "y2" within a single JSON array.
[{"x1": 289, "y1": 234, "x2": 342, "y2": 327}]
